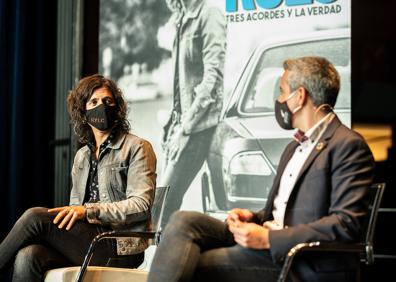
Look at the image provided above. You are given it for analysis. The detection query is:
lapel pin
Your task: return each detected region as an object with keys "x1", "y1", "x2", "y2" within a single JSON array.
[{"x1": 316, "y1": 142, "x2": 324, "y2": 151}]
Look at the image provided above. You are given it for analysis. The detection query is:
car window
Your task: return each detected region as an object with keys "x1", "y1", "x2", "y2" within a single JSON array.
[
  {"x1": 241, "y1": 38, "x2": 351, "y2": 114},
  {"x1": 261, "y1": 139, "x2": 292, "y2": 168},
  {"x1": 242, "y1": 67, "x2": 283, "y2": 113}
]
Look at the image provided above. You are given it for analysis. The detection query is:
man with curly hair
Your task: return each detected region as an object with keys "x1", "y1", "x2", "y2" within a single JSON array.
[{"x1": 0, "y1": 74, "x2": 157, "y2": 282}]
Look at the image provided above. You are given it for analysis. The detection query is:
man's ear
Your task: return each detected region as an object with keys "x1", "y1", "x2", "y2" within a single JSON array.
[{"x1": 297, "y1": 87, "x2": 308, "y2": 106}]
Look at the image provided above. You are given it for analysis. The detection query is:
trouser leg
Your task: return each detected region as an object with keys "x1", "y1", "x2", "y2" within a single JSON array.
[
  {"x1": 161, "y1": 127, "x2": 215, "y2": 228},
  {"x1": 12, "y1": 244, "x2": 71, "y2": 282},
  {"x1": 148, "y1": 211, "x2": 235, "y2": 282},
  {"x1": 192, "y1": 245, "x2": 280, "y2": 282},
  {"x1": 0, "y1": 207, "x2": 115, "y2": 271}
]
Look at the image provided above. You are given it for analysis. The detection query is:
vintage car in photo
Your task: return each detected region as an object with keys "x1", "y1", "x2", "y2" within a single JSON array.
[{"x1": 201, "y1": 28, "x2": 351, "y2": 217}]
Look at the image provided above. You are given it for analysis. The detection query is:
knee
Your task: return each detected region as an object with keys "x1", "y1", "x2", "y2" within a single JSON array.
[
  {"x1": 169, "y1": 210, "x2": 201, "y2": 226},
  {"x1": 14, "y1": 245, "x2": 43, "y2": 273},
  {"x1": 18, "y1": 207, "x2": 48, "y2": 224},
  {"x1": 23, "y1": 207, "x2": 47, "y2": 218},
  {"x1": 165, "y1": 211, "x2": 207, "y2": 235}
]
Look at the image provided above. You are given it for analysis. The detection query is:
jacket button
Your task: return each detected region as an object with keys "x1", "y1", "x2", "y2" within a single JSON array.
[{"x1": 102, "y1": 194, "x2": 106, "y2": 198}]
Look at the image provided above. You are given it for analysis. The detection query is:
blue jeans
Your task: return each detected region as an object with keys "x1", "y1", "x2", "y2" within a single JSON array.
[
  {"x1": 0, "y1": 207, "x2": 144, "y2": 282},
  {"x1": 161, "y1": 126, "x2": 216, "y2": 229},
  {"x1": 148, "y1": 211, "x2": 280, "y2": 282}
]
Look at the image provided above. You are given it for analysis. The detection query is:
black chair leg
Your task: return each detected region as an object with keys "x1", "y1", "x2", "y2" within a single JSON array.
[{"x1": 76, "y1": 232, "x2": 114, "y2": 282}]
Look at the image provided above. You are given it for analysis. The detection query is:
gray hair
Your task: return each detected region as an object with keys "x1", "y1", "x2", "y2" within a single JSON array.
[{"x1": 283, "y1": 56, "x2": 340, "y2": 108}]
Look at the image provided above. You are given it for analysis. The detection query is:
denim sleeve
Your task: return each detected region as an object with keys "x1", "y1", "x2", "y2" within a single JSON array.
[
  {"x1": 182, "y1": 6, "x2": 227, "y2": 134},
  {"x1": 69, "y1": 150, "x2": 84, "y2": 206},
  {"x1": 85, "y1": 140, "x2": 157, "y2": 225}
]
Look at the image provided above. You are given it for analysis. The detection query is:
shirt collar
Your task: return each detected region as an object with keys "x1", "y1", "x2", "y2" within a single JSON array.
[
  {"x1": 294, "y1": 112, "x2": 335, "y2": 144},
  {"x1": 183, "y1": 0, "x2": 203, "y2": 20},
  {"x1": 88, "y1": 129, "x2": 116, "y2": 152}
]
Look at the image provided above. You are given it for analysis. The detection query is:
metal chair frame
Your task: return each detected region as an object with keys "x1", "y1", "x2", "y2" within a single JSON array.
[
  {"x1": 277, "y1": 183, "x2": 386, "y2": 282},
  {"x1": 75, "y1": 185, "x2": 170, "y2": 282}
]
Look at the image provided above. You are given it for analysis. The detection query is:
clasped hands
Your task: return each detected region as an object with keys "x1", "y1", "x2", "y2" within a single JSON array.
[
  {"x1": 226, "y1": 208, "x2": 271, "y2": 249},
  {"x1": 47, "y1": 206, "x2": 86, "y2": 230}
]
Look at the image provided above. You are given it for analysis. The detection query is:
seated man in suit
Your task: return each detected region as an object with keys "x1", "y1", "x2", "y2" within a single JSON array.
[{"x1": 147, "y1": 56, "x2": 375, "y2": 282}]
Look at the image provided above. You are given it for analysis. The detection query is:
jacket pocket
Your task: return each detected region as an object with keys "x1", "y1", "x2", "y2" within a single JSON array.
[
  {"x1": 75, "y1": 163, "x2": 89, "y2": 200},
  {"x1": 108, "y1": 165, "x2": 128, "y2": 200},
  {"x1": 180, "y1": 32, "x2": 200, "y2": 62}
]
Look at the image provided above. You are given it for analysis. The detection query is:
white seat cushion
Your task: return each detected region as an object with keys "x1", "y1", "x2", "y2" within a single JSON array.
[{"x1": 44, "y1": 266, "x2": 148, "y2": 282}]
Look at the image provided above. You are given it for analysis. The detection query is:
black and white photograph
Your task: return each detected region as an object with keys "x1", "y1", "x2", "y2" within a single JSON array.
[
  {"x1": 99, "y1": 0, "x2": 351, "y2": 223},
  {"x1": 3, "y1": 0, "x2": 396, "y2": 281}
]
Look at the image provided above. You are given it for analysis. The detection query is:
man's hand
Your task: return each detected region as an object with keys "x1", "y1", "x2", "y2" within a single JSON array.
[
  {"x1": 48, "y1": 206, "x2": 86, "y2": 230},
  {"x1": 263, "y1": 220, "x2": 282, "y2": 231},
  {"x1": 227, "y1": 208, "x2": 270, "y2": 249},
  {"x1": 228, "y1": 221, "x2": 270, "y2": 249},
  {"x1": 167, "y1": 127, "x2": 189, "y2": 163},
  {"x1": 226, "y1": 208, "x2": 253, "y2": 226}
]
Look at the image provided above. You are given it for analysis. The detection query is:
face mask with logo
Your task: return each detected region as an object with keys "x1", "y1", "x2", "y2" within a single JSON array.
[
  {"x1": 274, "y1": 91, "x2": 302, "y2": 130},
  {"x1": 86, "y1": 104, "x2": 117, "y2": 131}
]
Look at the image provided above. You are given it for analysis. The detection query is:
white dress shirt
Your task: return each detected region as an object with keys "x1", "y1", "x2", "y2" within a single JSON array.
[{"x1": 270, "y1": 113, "x2": 334, "y2": 229}]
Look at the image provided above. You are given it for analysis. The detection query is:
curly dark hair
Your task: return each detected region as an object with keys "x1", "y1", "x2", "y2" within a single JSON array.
[{"x1": 67, "y1": 74, "x2": 130, "y2": 144}]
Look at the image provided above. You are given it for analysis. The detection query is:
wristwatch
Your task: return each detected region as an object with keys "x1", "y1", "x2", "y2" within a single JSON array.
[{"x1": 84, "y1": 203, "x2": 100, "y2": 224}]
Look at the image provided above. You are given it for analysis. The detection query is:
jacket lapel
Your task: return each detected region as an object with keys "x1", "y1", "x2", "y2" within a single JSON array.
[
  {"x1": 263, "y1": 140, "x2": 300, "y2": 217},
  {"x1": 264, "y1": 116, "x2": 343, "y2": 217},
  {"x1": 184, "y1": 0, "x2": 203, "y2": 21},
  {"x1": 294, "y1": 116, "x2": 341, "y2": 183},
  {"x1": 109, "y1": 133, "x2": 127, "y2": 150}
]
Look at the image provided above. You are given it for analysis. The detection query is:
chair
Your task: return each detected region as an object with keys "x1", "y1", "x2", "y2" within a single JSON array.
[
  {"x1": 44, "y1": 186, "x2": 170, "y2": 282},
  {"x1": 277, "y1": 183, "x2": 385, "y2": 282}
]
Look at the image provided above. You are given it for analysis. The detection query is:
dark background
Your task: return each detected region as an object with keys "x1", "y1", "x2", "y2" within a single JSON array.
[
  {"x1": 0, "y1": 0, "x2": 57, "y2": 235},
  {"x1": 0, "y1": 0, "x2": 395, "y2": 279}
]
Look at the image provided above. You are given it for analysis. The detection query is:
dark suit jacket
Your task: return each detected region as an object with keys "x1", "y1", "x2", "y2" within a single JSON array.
[{"x1": 254, "y1": 116, "x2": 375, "y2": 281}]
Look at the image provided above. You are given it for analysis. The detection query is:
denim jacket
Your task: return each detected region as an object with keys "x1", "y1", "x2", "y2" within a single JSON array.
[
  {"x1": 174, "y1": 0, "x2": 227, "y2": 134},
  {"x1": 69, "y1": 133, "x2": 157, "y2": 255}
]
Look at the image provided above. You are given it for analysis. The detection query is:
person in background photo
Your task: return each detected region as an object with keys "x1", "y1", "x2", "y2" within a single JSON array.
[
  {"x1": 147, "y1": 56, "x2": 375, "y2": 282},
  {"x1": 0, "y1": 74, "x2": 157, "y2": 282},
  {"x1": 160, "y1": 0, "x2": 227, "y2": 228}
]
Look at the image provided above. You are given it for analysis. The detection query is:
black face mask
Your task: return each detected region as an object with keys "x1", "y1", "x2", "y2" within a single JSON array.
[
  {"x1": 86, "y1": 104, "x2": 117, "y2": 131},
  {"x1": 275, "y1": 99, "x2": 293, "y2": 130},
  {"x1": 274, "y1": 91, "x2": 301, "y2": 130}
]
